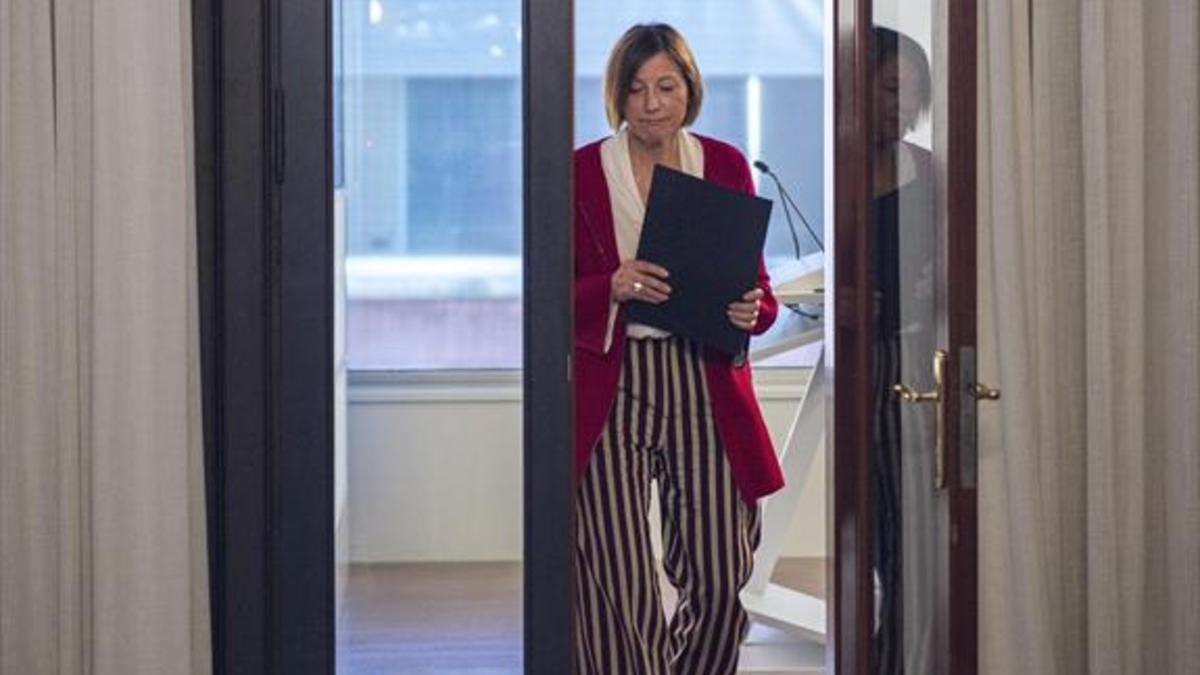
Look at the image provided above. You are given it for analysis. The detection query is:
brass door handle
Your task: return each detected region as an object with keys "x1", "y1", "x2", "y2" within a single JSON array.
[
  {"x1": 893, "y1": 384, "x2": 939, "y2": 403},
  {"x1": 972, "y1": 383, "x2": 1001, "y2": 400},
  {"x1": 893, "y1": 349, "x2": 949, "y2": 489}
]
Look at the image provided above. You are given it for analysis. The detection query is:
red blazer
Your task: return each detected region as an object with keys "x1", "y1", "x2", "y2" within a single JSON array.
[{"x1": 573, "y1": 133, "x2": 785, "y2": 505}]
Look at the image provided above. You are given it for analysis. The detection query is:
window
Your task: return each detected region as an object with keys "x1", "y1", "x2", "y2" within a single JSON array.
[{"x1": 338, "y1": 0, "x2": 824, "y2": 370}]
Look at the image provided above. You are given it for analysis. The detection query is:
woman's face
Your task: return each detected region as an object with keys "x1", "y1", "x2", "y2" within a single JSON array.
[
  {"x1": 874, "y1": 53, "x2": 924, "y2": 143},
  {"x1": 622, "y1": 51, "x2": 689, "y2": 147}
]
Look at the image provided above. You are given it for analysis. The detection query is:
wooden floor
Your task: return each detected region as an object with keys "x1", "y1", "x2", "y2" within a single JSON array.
[{"x1": 337, "y1": 558, "x2": 826, "y2": 674}]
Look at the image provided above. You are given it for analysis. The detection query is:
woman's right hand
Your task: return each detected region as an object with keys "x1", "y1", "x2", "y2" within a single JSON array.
[{"x1": 611, "y1": 260, "x2": 671, "y2": 304}]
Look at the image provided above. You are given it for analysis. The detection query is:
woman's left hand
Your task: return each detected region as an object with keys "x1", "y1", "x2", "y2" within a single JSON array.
[{"x1": 727, "y1": 288, "x2": 764, "y2": 332}]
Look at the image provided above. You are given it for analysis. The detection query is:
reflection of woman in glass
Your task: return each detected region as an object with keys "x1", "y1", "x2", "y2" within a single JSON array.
[
  {"x1": 571, "y1": 23, "x2": 783, "y2": 675},
  {"x1": 870, "y1": 25, "x2": 935, "y2": 675}
]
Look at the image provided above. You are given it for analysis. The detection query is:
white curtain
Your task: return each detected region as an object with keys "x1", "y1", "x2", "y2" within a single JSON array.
[
  {"x1": 978, "y1": 1, "x2": 1200, "y2": 673},
  {"x1": 1, "y1": 0, "x2": 211, "y2": 673}
]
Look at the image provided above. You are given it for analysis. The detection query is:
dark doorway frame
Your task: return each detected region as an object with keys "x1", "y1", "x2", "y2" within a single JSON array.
[
  {"x1": 193, "y1": 0, "x2": 576, "y2": 673},
  {"x1": 194, "y1": 0, "x2": 981, "y2": 672},
  {"x1": 193, "y1": 0, "x2": 336, "y2": 671},
  {"x1": 522, "y1": 0, "x2": 577, "y2": 672}
]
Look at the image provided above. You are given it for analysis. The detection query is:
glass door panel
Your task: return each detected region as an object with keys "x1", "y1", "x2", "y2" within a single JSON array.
[
  {"x1": 334, "y1": 1, "x2": 525, "y2": 673},
  {"x1": 864, "y1": 0, "x2": 979, "y2": 672},
  {"x1": 573, "y1": 3, "x2": 829, "y2": 673}
]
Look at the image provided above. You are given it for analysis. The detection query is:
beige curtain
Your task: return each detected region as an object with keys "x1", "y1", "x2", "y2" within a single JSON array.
[
  {"x1": 978, "y1": 1, "x2": 1200, "y2": 674},
  {"x1": 0, "y1": 0, "x2": 211, "y2": 673}
]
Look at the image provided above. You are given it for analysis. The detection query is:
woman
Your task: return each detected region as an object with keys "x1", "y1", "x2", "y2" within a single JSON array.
[{"x1": 572, "y1": 23, "x2": 784, "y2": 675}]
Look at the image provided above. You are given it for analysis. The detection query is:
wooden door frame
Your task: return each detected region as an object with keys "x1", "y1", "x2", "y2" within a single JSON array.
[
  {"x1": 829, "y1": 0, "x2": 876, "y2": 671},
  {"x1": 944, "y1": 1, "x2": 979, "y2": 671},
  {"x1": 193, "y1": 0, "x2": 577, "y2": 672}
]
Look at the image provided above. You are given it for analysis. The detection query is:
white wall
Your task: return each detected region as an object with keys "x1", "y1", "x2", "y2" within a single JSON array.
[{"x1": 346, "y1": 368, "x2": 826, "y2": 562}]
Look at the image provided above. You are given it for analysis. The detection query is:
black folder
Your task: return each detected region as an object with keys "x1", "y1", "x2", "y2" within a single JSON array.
[{"x1": 624, "y1": 165, "x2": 773, "y2": 355}]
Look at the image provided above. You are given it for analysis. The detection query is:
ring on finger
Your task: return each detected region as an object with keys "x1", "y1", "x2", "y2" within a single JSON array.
[{"x1": 632, "y1": 281, "x2": 644, "y2": 293}]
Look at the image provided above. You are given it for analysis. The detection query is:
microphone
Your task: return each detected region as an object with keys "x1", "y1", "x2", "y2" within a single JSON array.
[{"x1": 753, "y1": 160, "x2": 824, "y2": 255}]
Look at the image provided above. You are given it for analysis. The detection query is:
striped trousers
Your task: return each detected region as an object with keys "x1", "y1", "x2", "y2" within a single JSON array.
[{"x1": 574, "y1": 336, "x2": 762, "y2": 675}]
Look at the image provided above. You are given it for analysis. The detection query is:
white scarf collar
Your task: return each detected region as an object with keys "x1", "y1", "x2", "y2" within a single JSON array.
[{"x1": 597, "y1": 126, "x2": 705, "y2": 349}]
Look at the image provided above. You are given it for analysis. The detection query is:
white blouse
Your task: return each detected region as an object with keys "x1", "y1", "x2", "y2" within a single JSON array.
[{"x1": 599, "y1": 126, "x2": 705, "y2": 352}]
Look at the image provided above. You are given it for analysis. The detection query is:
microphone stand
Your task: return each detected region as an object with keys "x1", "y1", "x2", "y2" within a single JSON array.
[
  {"x1": 760, "y1": 167, "x2": 805, "y2": 259},
  {"x1": 754, "y1": 160, "x2": 824, "y2": 320},
  {"x1": 754, "y1": 160, "x2": 823, "y2": 254}
]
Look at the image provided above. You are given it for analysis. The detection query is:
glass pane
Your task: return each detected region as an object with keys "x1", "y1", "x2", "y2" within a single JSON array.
[
  {"x1": 572, "y1": 3, "x2": 828, "y2": 672},
  {"x1": 335, "y1": 2, "x2": 524, "y2": 674},
  {"x1": 341, "y1": 0, "x2": 524, "y2": 370},
  {"x1": 869, "y1": 1, "x2": 942, "y2": 672}
]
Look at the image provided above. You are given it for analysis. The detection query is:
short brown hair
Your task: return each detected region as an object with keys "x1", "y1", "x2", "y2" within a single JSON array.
[
  {"x1": 873, "y1": 26, "x2": 932, "y2": 128},
  {"x1": 603, "y1": 24, "x2": 704, "y2": 130}
]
